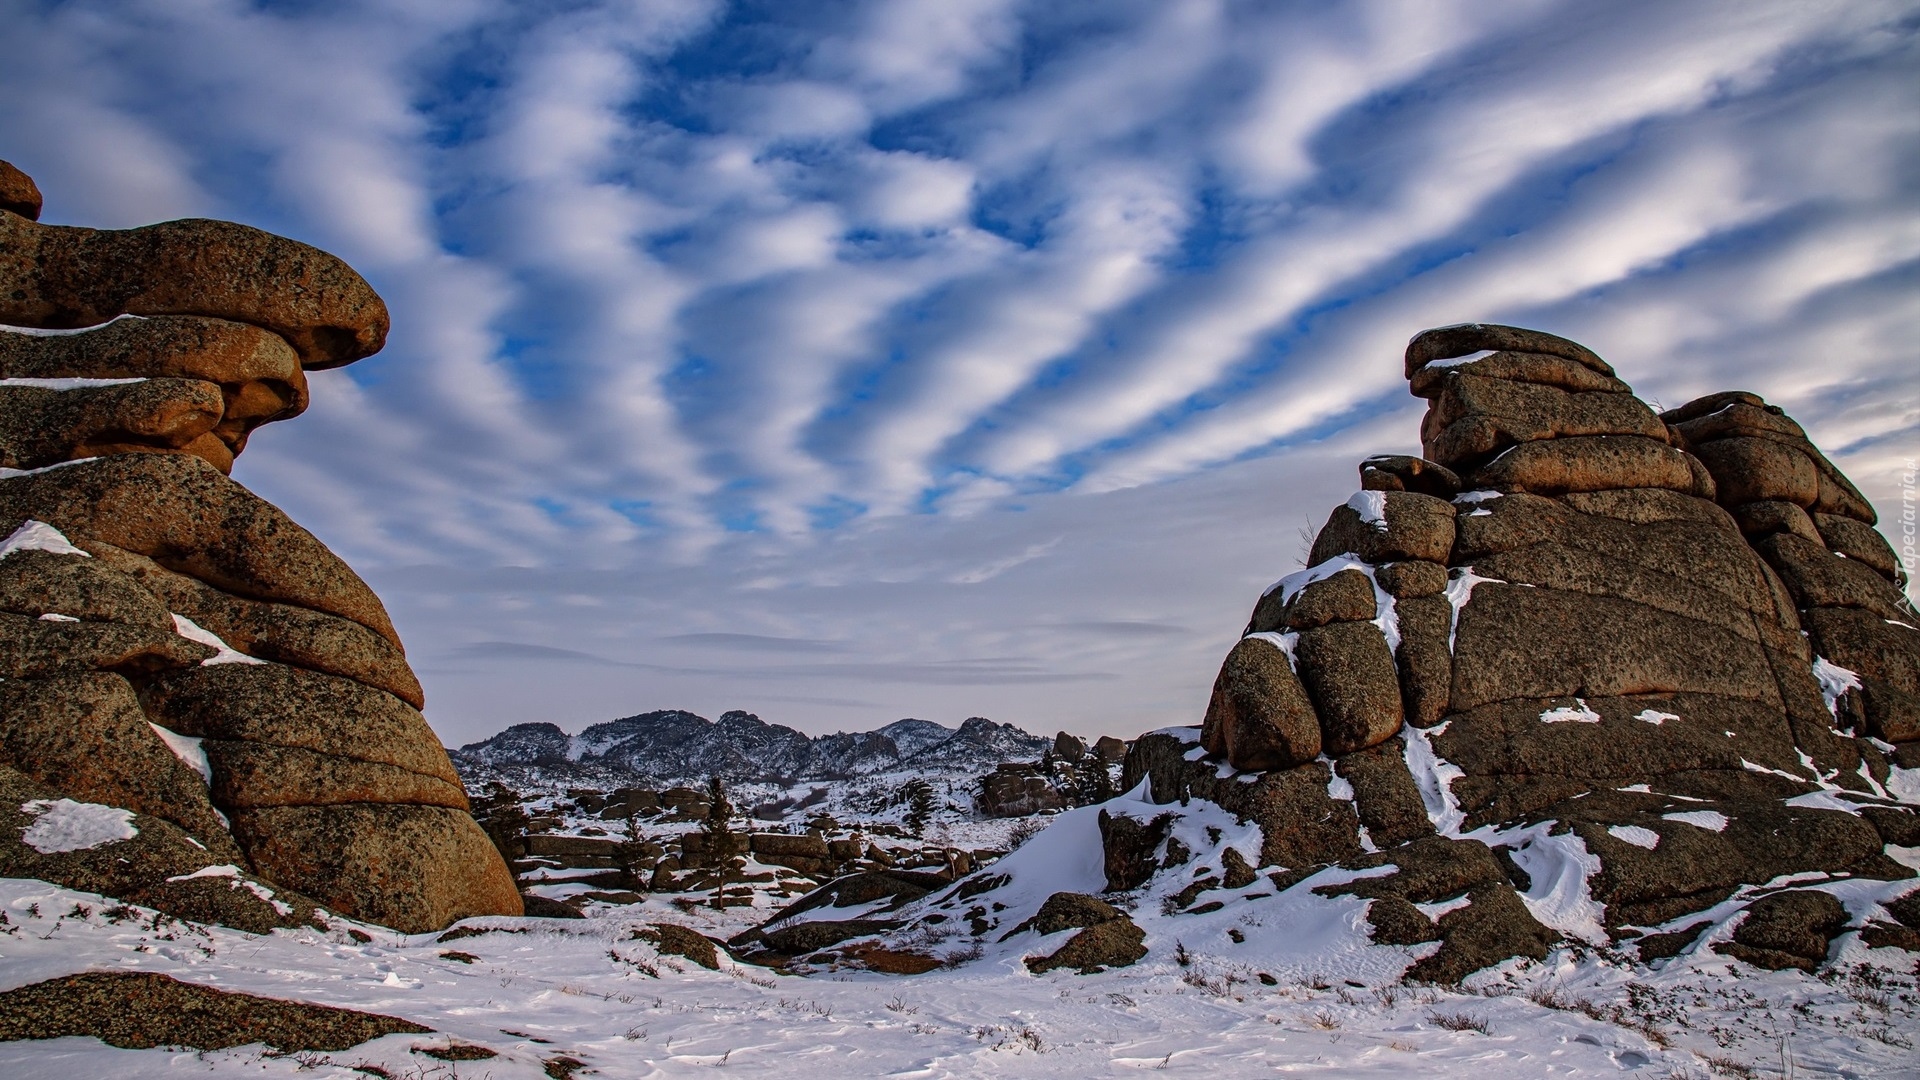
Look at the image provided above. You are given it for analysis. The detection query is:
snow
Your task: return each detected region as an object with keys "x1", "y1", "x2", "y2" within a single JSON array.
[
  {"x1": 1443, "y1": 567, "x2": 1502, "y2": 650},
  {"x1": 1401, "y1": 722, "x2": 1466, "y2": 836},
  {"x1": 1888, "y1": 764, "x2": 1920, "y2": 803},
  {"x1": 1452, "y1": 489, "x2": 1504, "y2": 505},
  {"x1": 166, "y1": 865, "x2": 293, "y2": 915},
  {"x1": 0, "y1": 376, "x2": 146, "y2": 390},
  {"x1": 0, "y1": 519, "x2": 89, "y2": 560},
  {"x1": 1662, "y1": 810, "x2": 1730, "y2": 833},
  {"x1": 1146, "y1": 726, "x2": 1200, "y2": 744},
  {"x1": 147, "y1": 722, "x2": 212, "y2": 783},
  {"x1": 1253, "y1": 555, "x2": 1399, "y2": 652},
  {"x1": 1606, "y1": 825, "x2": 1660, "y2": 850},
  {"x1": 0, "y1": 457, "x2": 99, "y2": 480},
  {"x1": 1634, "y1": 709, "x2": 1678, "y2": 725},
  {"x1": 0, "y1": 314, "x2": 145, "y2": 336},
  {"x1": 1811, "y1": 657, "x2": 1862, "y2": 718},
  {"x1": 170, "y1": 614, "x2": 266, "y2": 665},
  {"x1": 1323, "y1": 761, "x2": 1355, "y2": 802},
  {"x1": 35, "y1": 612, "x2": 78, "y2": 622},
  {"x1": 1345, "y1": 489, "x2": 1389, "y2": 530},
  {"x1": 1498, "y1": 823, "x2": 1608, "y2": 945},
  {"x1": 1243, "y1": 629, "x2": 1297, "y2": 663},
  {"x1": 1425, "y1": 349, "x2": 1499, "y2": 369},
  {"x1": 1539, "y1": 700, "x2": 1601, "y2": 724},
  {"x1": 17, "y1": 798, "x2": 138, "y2": 853}
]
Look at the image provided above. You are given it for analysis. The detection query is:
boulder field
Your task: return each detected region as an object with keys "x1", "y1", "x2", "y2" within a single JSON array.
[{"x1": 0, "y1": 159, "x2": 519, "y2": 933}]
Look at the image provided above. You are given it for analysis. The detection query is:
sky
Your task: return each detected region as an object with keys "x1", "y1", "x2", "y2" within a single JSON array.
[{"x1": 3, "y1": 0, "x2": 1917, "y2": 746}]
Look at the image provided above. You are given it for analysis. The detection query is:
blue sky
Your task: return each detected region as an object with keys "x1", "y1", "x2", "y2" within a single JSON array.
[{"x1": 5, "y1": 0, "x2": 1917, "y2": 743}]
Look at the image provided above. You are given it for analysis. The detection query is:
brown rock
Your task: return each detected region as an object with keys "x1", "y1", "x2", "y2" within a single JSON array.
[
  {"x1": 1405, "y1": 323, "x2": 1611, "y2": 379},
  {"x1": 0, "y1": 316, "x2": 310, "y2": 459},
  {"x1": 1811, "y1": 461, "x2": 1876, "y2": 524},
  {"x1": 1474, "y1": 540, "x2": 1783, "y2": 643},
  {"x1": 0, "y1": 973, "x2": 428, "y2": 1051},
  {"x1": 0, "y1": 379, "x2": 230, "y2": 471},
  {"x1": 1729, "y1": 500, "x2": 1821, "y2": 543},
  {"x1": 0, "y1": 453, "x2": 400, "y2": 645},
  {"x1": 1811, "y1": 513, "x2": 1902, "y2": 582},
  {"x1": 1804, "y1": 606, "x2": 1920, "y2": 697},
  {"x1": 1556, "y1": 487, "x2": 1732, "y2": 527},
  {"x1": 1449, "y1": 586, "x2": 1783, "y2": 713},
  {"x1": 1692, "y1": 436, "x2": 1819, "y2": 506},
  {"x1": 1122, "y1": 731, "x2": 1365, "y2": 869},
  {"x1": 1284, "y1": 568, "x2": 1376, "y2": 629},
  {"x1": 1392, "y1": 593, "x2": 1453, "y2": 728},
  {"x1": 230, "y1": 803, "x2": 523, "y2": 933},
  {"x1": 1659, "y1": 390, "x2": 1768, "y2": 426},
  {"x1": 0, "y1": 547, "x2": 173, "y2": 628},
  {"x1": 1470, "y1": 435, "x2": 1695, "y2": 496},
  {"x1": 141, "y1": 663, "x2": 456, "y2": 782},
  {"x1": 1024, "y1": 916, "x2": 1147, "y2": 974},
  {"x1": 1099, "y1": 809, "x2": 1173, "y2": 891},
  {"x1": 85, "y1": 540, "x2": 421, "y2": 706},
  {"x1": 203, "y1": 741, "x2": 468, "y2": 810},
  {"x1": 1201, "y1": 636, "x2": 1322, "y2": 770},
  {"x1": 0, "y1": 764, "x2": 317, "y2": 933},
  {"x1": 1410, "y1": 350, "x2": 1630, "y2": 397},
  {"x1": 1309, "y1": 491, "x2": 1455, "y2": 565},
  {"x1": 1293, "y1": 620, "x2": 1403, "y2": 755},
  {"x1": 1670, "y1": 400, "x2": 1807, "y2": 444},
  {"x1": 0, "y1": 609, "x2": 212, "y2": 679},
  {"x1": 0, "y1": 214, "x2": 387, "y2": 369},
  {"x1": 0, "y1": 672, "x2": 239, "y2": 857},
  {"x1": 1374, "y1": 559, "x2": 1447, "y2": 598},
  {"x1": 1718, "y1": 890, "x2": 1848, "y2": 972},
  {"x1": 1012, "y1": 891, "x2": 1128, "y2": 938},
  {"x1": 1421, "y1": 374, "x2": 1667, "y2": 469},
  {"x1": 1757, "y1": 532, "x2": 1911, "y2": 623},
  {"x1": 1359, "y1": 455, "x2": 1462, "y2": 497},
  {"x1": 1334, "y1": 736, "x2": 1436, "y2": 847},
  {"x1": 0, "y1": 159, "x2": 43, "y2": 220}
]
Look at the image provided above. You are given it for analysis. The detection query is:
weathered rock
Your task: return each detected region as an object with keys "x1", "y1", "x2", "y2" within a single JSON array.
[
  {"x1": 1757, "y1": 532, "x2": 1911, "y2": 623},
  {"x1": 142, "y1": 663, "x2": 454, "y2": 782},
  {"x1": 1811, "y1": 512, "x2": 1902, "y2": 582},
  {"x1": 1333, "y1": 737, "x2": 1436, "y2": 848},
  {"x1": 1099, "y1": 809, "x2": 1173, "y2": 891},
  {"x1": 1024, "y1": 915, "x2": 1147, "y2": 974},
  {"x1": 230, "y1": 803, "x2": 523, "y2": 933},
  {"x1": 1421, "y1": 373, "x2": 1667, "y2": 470},
  {"x1": 1410, "y1": 349, "x2": 1630, "y2": 398},
  {"x1": 1470, "y1": 435, "x2": 1696, "y2": 496},
  {"x1": 1200, "y1": 636, "x2": 1322, "y2": 770},
  {"x1": 0, "y1": 672, "x2": 238, "y2": 857},
  {"x1": 0, "y1": 159, "x2": 43, "y2": 220},
  {"x1": 0, "y1": 453, "x2": 400, "y2": 645},
  {"x1": 1392, "y1": 594, "x2": 1452, "y2": 728},
  {"x1": 203, "y1": 741, "x2": 469, "y2": 810},
  {"x1": 0, "y1": 546, "x2": 173, "y2": 628},
  {"x1": 1124, "y1": 731, "x2": 1364, "y2": 870},
  {"x1": 1293, "y1": 620, "x2": 1403, "y2": 754},
  {"x1": 0, "y1": 213, "x2": 387, "y2": 369},
  {"x1": 0, "y1": 608, "x2": 212, "y2": 678},
  {"x1": 1282, "y1": 568, "x2": 1376, "y2": 629},
  {"x1": 0, "y1": 764, "x2": 317, "y2": 933},
  {"x1": 1717, "y1": 890, "x2": 1848, "y2": 972},
  {"x1": 1404, "y1": 324, "x2": 1611, "y2": 379},
  {"x1": 0, "y1": 378, "x2": 230, "y2": 471},
  {"x1": 1690, "y1": 435, "x2": 1819, "y2": 507},
  {"x1": 1011, "y1": 891, "x2": 1128, "y2": 938},
  {"x1": 1310, "y1": 491, "x2": 1456, "y2": 566},
  {"x1": 1374, "y1": 559, "x2": 1447, "y2": 598},
  {"x1": 0, "y1": 973, "x2": 429, "y2": 1051},
  {"x1": 83, "y1": 540, "x2": 422, "y2": 706},
  {"x1": 1359, "y1": 454, "x2": 1462, "y2": 497},
  {"x1": 1729, "y1": 499, "x2": 1821, "y2": 543}
]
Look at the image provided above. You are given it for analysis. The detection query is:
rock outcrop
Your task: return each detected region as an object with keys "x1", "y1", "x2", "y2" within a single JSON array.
[
  {"x1": 0, "y1": 158, "x2": 519, "y2": 932},
  {"x1": 1119, "y1": 323, "x2": 1918, "y2": 979}
]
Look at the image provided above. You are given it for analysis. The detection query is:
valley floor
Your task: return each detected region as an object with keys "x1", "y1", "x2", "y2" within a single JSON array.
[{"x1": 1, "y1": 870, "x2": 1916, "y2": 1079}]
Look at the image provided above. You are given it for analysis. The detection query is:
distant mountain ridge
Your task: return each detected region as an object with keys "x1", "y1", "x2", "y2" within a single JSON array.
[{"x1": 451, "y1": 709, "x2": 1053, "y2": 784}]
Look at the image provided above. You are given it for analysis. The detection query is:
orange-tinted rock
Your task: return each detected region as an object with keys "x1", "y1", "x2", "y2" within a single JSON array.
[
  {"x1": 0, "y1": 378, "x2": 228, "y2": 471},
  {"x1": 0, "y1": 160, "x2": 41, "y2": 220},
  {"x1": 0, "y1": 214, "x2": 386, "y2": 369}
]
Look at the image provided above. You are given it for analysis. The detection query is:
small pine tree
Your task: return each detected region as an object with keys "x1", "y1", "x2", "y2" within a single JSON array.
[
  {"x1": 901, "y1": 778, "x2": 935, "y2": 837},
  {"x1": 702, "y1": 775, "x2": 740, "y2": 864}
]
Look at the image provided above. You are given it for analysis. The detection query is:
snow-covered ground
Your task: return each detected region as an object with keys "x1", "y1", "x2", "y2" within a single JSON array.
[{"x1": 4, "y1": 796, "x2": 1917, "y2": 1079}]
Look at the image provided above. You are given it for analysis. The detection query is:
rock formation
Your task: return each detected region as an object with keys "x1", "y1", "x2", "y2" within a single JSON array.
[
  {"x1": 0, "y1": 159, "x2": 520, "y2": 933},
  {"x1": 1111, "y1": 323, "x2": 1920, "y2": 978}
]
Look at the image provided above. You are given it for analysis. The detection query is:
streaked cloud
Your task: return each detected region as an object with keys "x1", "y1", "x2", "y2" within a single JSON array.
[{"x1": 3, "y1": 0, "x2": 1913, "y2": 742}]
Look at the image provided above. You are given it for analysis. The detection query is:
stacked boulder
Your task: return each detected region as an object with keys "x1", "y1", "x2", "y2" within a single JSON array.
[
  {"x1": 1124, "y1": 323, "x2": 1919, "y2": 978},
  {"x1": 0, "y1": 159, "x2": 520, "y2": 932}
]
